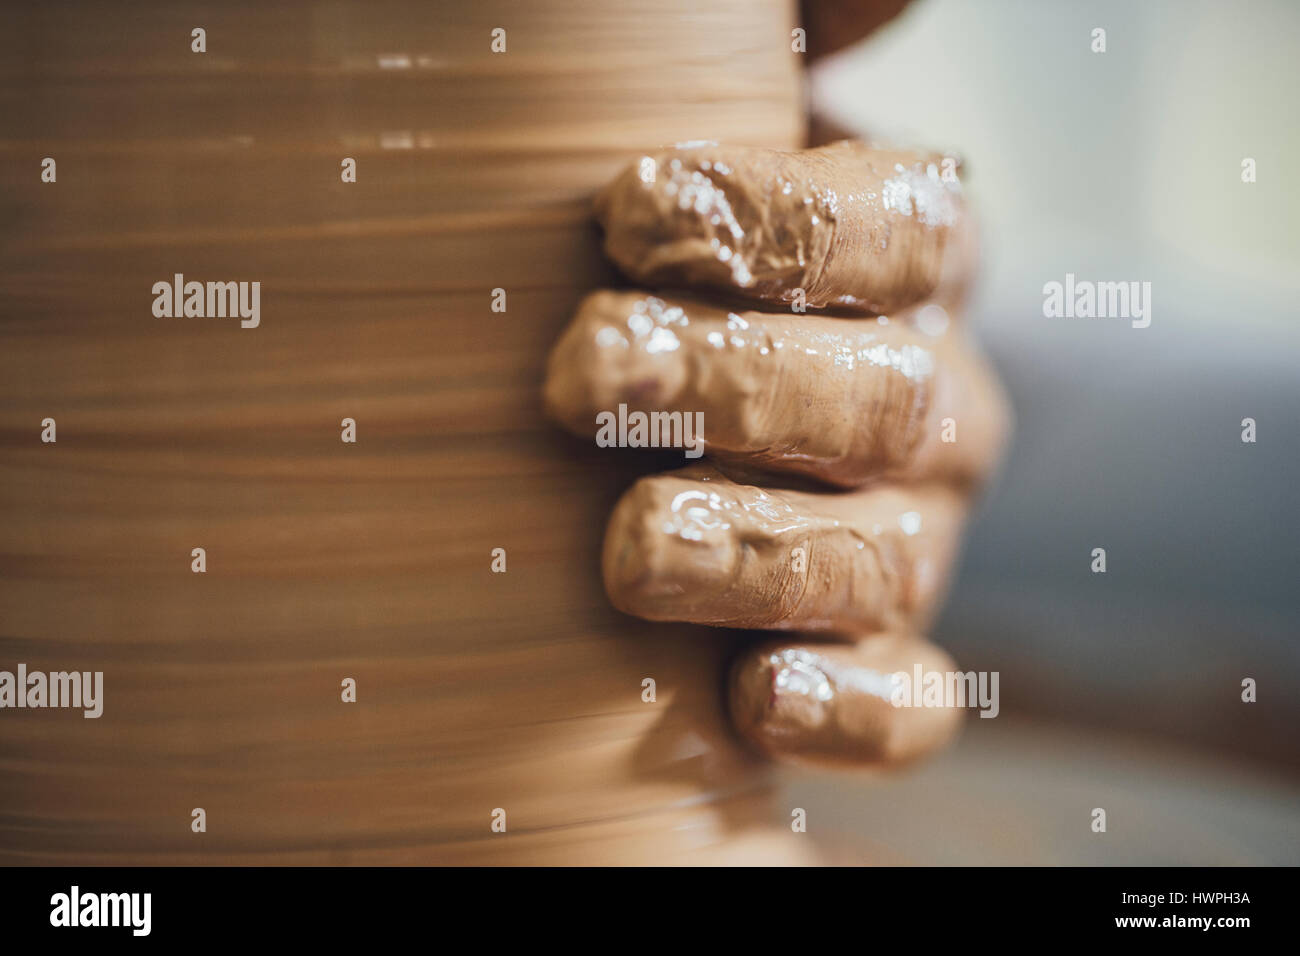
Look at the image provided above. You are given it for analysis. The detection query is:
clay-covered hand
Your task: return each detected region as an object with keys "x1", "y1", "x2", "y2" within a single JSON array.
[{"x1": 544, "y1": 141, "x2": 1010, "y2": 767}]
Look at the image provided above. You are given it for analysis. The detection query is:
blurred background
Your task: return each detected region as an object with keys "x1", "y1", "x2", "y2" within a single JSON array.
[{"x1": 784, "y1": 0, "x2": 1300, "y2": 863}]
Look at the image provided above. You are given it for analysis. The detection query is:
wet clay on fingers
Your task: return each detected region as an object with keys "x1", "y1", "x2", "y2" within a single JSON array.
[
  {"x1": 730, "y1": 634, "x2": 963, "y2": 766},
  {"x1": 603, "y1": 464, "x2": 965, "y2": 634},
  {"x1": 596, "y1": 140, "x2": 970, "y2": 315},
  {"x1": 544, "y1": 289, "x2": 1008, "y2": 488}
]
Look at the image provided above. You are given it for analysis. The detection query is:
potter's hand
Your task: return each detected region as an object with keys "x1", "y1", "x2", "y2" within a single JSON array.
[{"x1": 543, "y1": 141, "x2": 1009, "y2": 767}]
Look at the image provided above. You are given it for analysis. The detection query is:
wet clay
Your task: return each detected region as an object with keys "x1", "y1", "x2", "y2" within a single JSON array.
[
  {"x1": 730, "y1": 635, "x2": 963, "y2": 765},
  {"x1": 545, "y1": 289, "x2": 1008, "y2": 488},
  {"x1": 596, "y1": 140, "x2": 970, "y2": 315},
  {"x1": 603, "y1": 464, "x2": 966, "y2": 634},
  {"x1": 0, "y1": 0, "x2": 808, "y2": 865}
]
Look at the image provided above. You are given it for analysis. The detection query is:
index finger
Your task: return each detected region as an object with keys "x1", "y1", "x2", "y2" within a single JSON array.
[{"x1": 595, "y1": 140, "x2": 972, "y2": 316}]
